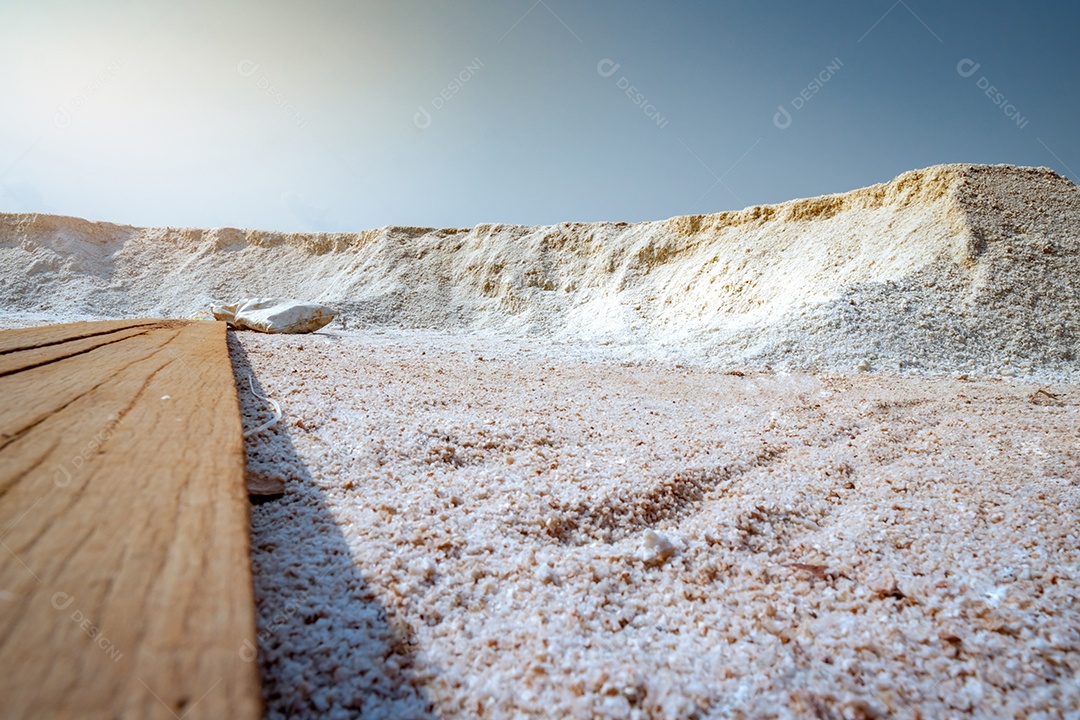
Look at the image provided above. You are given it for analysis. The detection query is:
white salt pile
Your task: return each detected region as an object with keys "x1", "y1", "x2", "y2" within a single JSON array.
[{"x1": 1, "y1": 163, "x2": 1078, "y2": 377}]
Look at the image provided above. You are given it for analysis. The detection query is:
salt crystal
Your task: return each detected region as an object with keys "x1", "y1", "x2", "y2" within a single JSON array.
[{"x1": 638, "y1": 530, "x2": 675, "y2": 566}]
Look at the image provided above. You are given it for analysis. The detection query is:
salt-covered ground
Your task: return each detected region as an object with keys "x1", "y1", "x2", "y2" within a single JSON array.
[{"x1": 233, "y1": 327, "x2": 1080, "y2": 720}]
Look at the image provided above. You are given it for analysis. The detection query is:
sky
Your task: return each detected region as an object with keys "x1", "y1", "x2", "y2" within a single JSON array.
[{"x1": 1, "y1": 0, "x2": 1077, "y2": 232}]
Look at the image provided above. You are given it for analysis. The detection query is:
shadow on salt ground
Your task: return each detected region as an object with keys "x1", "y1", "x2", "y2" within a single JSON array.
[{"x1": 228, "y1": 333, "x2": 436, "y2": 719}]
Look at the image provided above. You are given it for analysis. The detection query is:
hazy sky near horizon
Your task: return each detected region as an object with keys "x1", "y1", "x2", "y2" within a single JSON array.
[{"x1": 1, "y1": 0, "x2": 1077, "y2": 231}]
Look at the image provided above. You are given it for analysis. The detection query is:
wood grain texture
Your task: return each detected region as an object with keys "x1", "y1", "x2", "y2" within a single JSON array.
[{"x1": 0, "y1": 320, "x2": 261, "y2": 720}]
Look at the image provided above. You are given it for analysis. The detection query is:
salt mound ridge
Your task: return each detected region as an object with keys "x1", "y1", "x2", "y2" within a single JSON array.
[{"x1": 1, "y1": 163, "x2": 1077, "y2": 377}]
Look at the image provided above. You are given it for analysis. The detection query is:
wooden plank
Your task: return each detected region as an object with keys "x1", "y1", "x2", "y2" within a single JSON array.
[
  {"x1": 0, "y1": 323, "x2": 170, "y2": 385},
  {"x1": 0, "y1": 324, "x2": 188, "y2": 460},
  {"x1": 0, "y1": 320, "x2": 261, "y2": 720},
  {"x1": 0, "y1": 319, "x2": 159, "y2": 355}
]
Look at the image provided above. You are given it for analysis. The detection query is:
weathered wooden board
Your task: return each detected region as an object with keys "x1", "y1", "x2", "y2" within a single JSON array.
[{"x1": 0, "y1": 320, "x2": 261, "y2": 720}]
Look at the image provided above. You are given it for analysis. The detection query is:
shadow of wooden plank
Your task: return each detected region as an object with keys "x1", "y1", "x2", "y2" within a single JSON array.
[
  {"x1": 0, "y1": 320, "x2": 261, "y2": 720},
  {"x1": 230, "y1": 334, "x2": 438, "y2": 718}
]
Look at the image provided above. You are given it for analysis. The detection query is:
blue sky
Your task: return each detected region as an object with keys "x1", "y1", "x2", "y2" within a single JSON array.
[{"x1": 1, "y1": 0, "x2": 1077, "y2": 231}]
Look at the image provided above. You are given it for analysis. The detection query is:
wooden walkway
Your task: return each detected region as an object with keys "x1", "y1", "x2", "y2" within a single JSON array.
[{"x1": 0, "y1": 320, "x2": 261, "y2": 719}]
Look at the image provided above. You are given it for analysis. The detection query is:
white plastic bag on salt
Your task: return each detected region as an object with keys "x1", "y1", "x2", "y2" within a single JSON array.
[{"x1": 211, "y1": 298, "x2": 336, "y2": 333}]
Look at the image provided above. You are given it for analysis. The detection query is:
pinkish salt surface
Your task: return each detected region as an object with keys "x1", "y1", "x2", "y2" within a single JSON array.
[{"x1": 234, "y1": 328, "x2": 1080, "y2": 719}]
